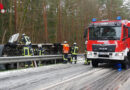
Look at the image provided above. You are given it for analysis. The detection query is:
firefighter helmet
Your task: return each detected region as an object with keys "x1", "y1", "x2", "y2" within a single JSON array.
[
  {"x1": 64, "y1": 41, "x2": 67, "y2": 44},
  {"x1": 74, "y1": 42, "x2": 77, "y2": 45},
  {"x1": 22, "y1": 33, "x2": 25, "y2": 36}
]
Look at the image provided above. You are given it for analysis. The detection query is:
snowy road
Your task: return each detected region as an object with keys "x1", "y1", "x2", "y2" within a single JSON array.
[{"x1": 0, "y1": 57, "x2": 130, "y2": 90}]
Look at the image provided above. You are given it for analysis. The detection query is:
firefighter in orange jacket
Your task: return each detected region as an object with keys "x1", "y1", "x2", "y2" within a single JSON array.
[{"x1": 63, "y1": 41, "x2": 70, "y2": 63}]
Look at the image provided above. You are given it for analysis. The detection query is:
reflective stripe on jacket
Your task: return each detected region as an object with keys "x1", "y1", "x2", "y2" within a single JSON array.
[
  {"x1": 63, "y1": 55, "x2": 68, "y2": 60},
  {"x1": 24, "y1": 36, "x2": 31, "y2": 45},
  {"x1": 71, "y1": 46, "x2": 78, "y2": 55},
  {"x1": 38, "y1": 48, "x2": 44, "y2": 56},
  {"x1": 23, "y1": 46, "x2": 31, "y2": 56}
]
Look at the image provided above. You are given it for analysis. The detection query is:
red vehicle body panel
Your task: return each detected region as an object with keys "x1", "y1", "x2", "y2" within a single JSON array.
[{"x1": 87, "y1": 20, "x2": 130, "y2": 53}]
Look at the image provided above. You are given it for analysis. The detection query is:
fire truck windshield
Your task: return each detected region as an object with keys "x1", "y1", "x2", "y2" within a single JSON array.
[{"x1": 89, "y1": 26, "x2": 121, "y2": 40}]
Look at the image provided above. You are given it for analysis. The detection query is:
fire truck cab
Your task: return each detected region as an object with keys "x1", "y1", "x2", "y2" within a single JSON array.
[{"x1": 86, "y1": 17, "x2": 130, "y2": 69}]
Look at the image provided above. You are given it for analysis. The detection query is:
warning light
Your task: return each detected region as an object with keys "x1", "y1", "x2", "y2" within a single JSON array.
[
  {"x1": 0, "y1": 3, "x2": 5, "y2": 14},
  {"x1": 92, "y1": 18, "x2": 96, "y2": 22},
  {"x1": 117, "y1": 16, "x2": 122, "y2": 20}
]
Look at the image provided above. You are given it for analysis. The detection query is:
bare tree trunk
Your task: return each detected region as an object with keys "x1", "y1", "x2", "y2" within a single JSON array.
[
  {"x1": 0, "y1": 0, "x2": 2, "y2": 3},
  {"x1": 71, "y1": 17, "x2": 74, "y2": 42},
  {"x1": 57, "y1": 0, "x2": 62, "y2": 42},
  {"x1": 14, "y1": 0, "x2": 17, "y2": 33},
  {"x1": 19, "y1": 0, "x2": 31, "y2": 33},
  {"x1": 9, "y1": 0, "x2": 13, "y2": 35},
  {"x1": 43, "y1": 0, "x2": 48, "y2": 42},
  {"x1": 2, "y1": 30, "x2": 6, "y2": 44}
]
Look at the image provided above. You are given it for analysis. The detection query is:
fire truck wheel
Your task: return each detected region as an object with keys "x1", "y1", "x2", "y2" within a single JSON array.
[
  {"x1": 92, "y1": 60, "x2": 98, "y2": 67},
  {"x1": 123, "y1": 57, "x2": 129, "y2": 69}
]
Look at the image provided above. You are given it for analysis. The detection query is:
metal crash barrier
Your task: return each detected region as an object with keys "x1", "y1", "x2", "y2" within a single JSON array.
[{"x1": 0, "y1": 55, "x2": 63, "y2": 69}]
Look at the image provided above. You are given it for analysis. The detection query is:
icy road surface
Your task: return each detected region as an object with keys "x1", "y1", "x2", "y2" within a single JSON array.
[{"x1": 0, "y1": 56, "x2": 130, "y2": 90}]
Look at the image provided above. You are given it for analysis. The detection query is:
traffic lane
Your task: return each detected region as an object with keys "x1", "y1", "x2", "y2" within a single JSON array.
[
  {"x1": 0, "y1": 62, "x2": 93, "y2": 90},
  {"x1": 0, "y1": 57, "x2": 127, "y2": 90},
  {"x1": 86, "y1": 69, "x2": 130, "y2": 90},
  {"x1": 0, "y1": 64, "x2": 76, "y2": 81},
  {"x1": 41, "y1": 68, "x2": 113, "y2": 90},
  {"x1": 16, "y1": 67, "x2": 100, "y2": 90},
  {"x1": 12, "y1": 64, "x2": 92, "y2": 90},
  {"x1": 0, "y1": 55, "x2": 86, "y2": 80},
  {"x1": 44, "y1": 68, "x2": 130, "y2": 90},
  {"x1": 35, "y1": 63, "x2": 114, "y2": 90}
]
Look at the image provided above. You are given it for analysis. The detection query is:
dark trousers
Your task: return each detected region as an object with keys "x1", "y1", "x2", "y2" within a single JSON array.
[
  {"x1": 71, "y1": 55, "x2": 77, "y2": 60},
  {"x1": 63, "y1": 54, "x2": 68, "y2": 63},
  {"x1": 71, "y1": 54, "x2": 77, "y2": 64}
]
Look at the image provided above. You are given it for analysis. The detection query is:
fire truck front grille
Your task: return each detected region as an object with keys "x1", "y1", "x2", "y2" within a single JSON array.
[
  {"x1": 92, "y1": 44, "x2": 116, "y2": 52},
  {"x1": 98, "y1": 55, "x2": 109, "y2": 57}
]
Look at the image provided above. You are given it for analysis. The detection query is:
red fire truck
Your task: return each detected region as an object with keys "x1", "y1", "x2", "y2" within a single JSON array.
[{"x1": 85, "y1": 16, "x2": 130, "y2": 69}]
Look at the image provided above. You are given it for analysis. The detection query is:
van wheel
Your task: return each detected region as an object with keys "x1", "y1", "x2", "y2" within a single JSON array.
[
  {"x1": 123, "y1": 57, "x2": 129, "y2": 69},
  {"x1": 92, "y1": 60, "x2": 98, "y2": 67}
]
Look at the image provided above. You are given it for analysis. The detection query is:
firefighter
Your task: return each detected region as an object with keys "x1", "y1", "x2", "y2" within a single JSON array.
[
  {"x1": 23, "y1": 45, "x2": 33, "y2": 68},
  {"x1": 21, "y1": 33, "x2": 32, "y2": 46},
  {"x1": 33, "y1": 48, "x2": 38, "y2": 55},
  {"x1": 63, "y1": 41, "x2": 70, "y2": 64},
  {"x1": 84, "y1": 50, "x2": 90, "y2": 65},
  {"x1": 38, "y1": 44, "x2": 45, "y2": 56},
  {"x1": 71, "y1": 42, "x2": 79, "y2": 64},
  {"x1": 37, "y1": 44, "x2": 45, "y2": 66}
]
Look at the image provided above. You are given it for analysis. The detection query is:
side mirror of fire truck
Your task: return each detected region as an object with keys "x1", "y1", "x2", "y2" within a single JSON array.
[
  {"x1": 85, "y1": 40, "x2": 88, "y2": 45},
  {"x1": 84, "y1": 28, "x2": 88, "y2": 39},
  {"x1": 123, "y1": 25, "x2": 128, "y2": 28}
]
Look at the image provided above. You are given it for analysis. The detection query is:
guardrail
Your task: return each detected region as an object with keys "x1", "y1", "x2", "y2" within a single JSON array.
[
  {"x1": 0, "y1": 54, "x2": 84, "y2": 64},
  {"x1": 0, "y1": 55, "x2": 63, "y2": 69},
  {"x1": 0, "y1": 55, "x2": 63, "y2": 64},
  {"x1": 0, "y1": 54, "x2": 83, "y2": 69}
]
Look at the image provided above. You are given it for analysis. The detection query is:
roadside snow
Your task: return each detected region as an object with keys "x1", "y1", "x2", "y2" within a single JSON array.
[{"x1": 0, "y1": 64, "x2": 64, "y2": 79}]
